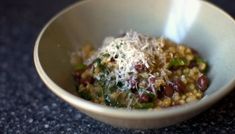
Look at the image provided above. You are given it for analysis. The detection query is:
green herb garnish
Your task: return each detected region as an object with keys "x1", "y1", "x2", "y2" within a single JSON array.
[
  {"x1": 117, "y1": 81, "x2": 123, "y2": 88},
  {"x1": 196, "y1": 57, "x2": 206, "y2": 65},
  {"x1": 103, "y1": 53, "x2": 110, "y2": 57},
  {"x1": 195, "y1": 57, "x2": 208, "y2": 72},
  {"x1": 168, "y1": 58, "x2": 188, "y2": 69},
  {"x1": 75, "y1": 63, "x2": 87, "y2": 71},
  {"x1": 79, "y1": 90, "x2": 92, "y2": 100},
  {"x1": 134, "y1": 102, "x2": 154, "y2": 109},
  {"x1": 128, "y1": 72, "x2": 134, "y2": 75},
  {"x1": 108, "y1": 83, "x2": 117, "y2": 93},
  {"x1": 104, "y1": 95, "x2": 119, "y2": 107},
  {"x1": 93, "y1": 58, "x2": 101, "y2": 65},
  {"x1": 116, "y1": 45, "x2": 120, "y2": 49}
]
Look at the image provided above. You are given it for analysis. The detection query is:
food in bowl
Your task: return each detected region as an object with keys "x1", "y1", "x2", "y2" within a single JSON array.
[{"x1": 71, "y1": 31, "x2": 209, "y2": 109}]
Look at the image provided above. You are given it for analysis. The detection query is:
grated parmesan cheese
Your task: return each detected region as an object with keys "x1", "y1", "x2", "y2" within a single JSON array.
[{"x1": 86, "y1": 31, "x2": 170, "y2": 90}]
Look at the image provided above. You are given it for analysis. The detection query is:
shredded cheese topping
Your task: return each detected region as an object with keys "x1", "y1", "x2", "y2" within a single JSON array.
[{"x1": 86, "y1": 31, "x2": 170, "y2": 90}]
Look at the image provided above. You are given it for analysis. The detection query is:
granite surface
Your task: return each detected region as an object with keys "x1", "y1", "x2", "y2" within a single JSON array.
[{"x1": 0, "y1": 0, "x2": 235, "y2": 133}]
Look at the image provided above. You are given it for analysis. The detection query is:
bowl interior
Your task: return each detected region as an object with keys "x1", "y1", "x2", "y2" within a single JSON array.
[{"x1": 37, "y1": 0, "x2": 235, "y2": 104}]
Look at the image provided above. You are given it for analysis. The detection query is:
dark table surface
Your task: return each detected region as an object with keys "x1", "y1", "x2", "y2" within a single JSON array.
[{"x1": 1, "y1": 0, "x2": 235, "y2": 133}]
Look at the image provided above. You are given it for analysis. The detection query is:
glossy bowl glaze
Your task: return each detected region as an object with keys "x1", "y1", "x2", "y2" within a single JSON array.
[{"x1": 34, "y1": 0, "x2": 235, "y2": 129}]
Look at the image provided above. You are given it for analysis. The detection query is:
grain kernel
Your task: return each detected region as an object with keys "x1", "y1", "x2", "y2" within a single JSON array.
[
  {"x1": 196, "y1": 92, "x2": 203, "y2": 98},
  {"x1": 186, "y1": 92, "x2": 193, "y2": 96},
  {"x1": 186, "y1": 54, "x2": 194, "y2": 61},
  {"x1": 188, "y1": 84, "x2": 195, "y2": 90},
  {"x1": 183, "y1": 68, "x2": 189, "y2": 74},
  {"x1": 179, "y1": 100, "x2": 185, "y2": 105},
  {"x1": 173, "y1": 93, "x2": 180, "y2": 101},
  {"x1": 181, "y1": 95, "x2": 186, "y2": 100},
  {"x1": 81, "y1": 70, "x2": 91, "y2": 79},
  {"x1": 163, "y1": 98, "x2": 172, "y2": 107},
  {"x1": 186, "y1": 96, "x2": 197, "y2": 103}
]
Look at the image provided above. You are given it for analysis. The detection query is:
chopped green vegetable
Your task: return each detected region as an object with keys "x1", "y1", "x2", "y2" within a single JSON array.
[
  {"x1": 93, "y1": 58, "x2": 101, "y2": 65},
  {"x1": 104, "y1": 95, "x2": 113, "y2": 106},
  {"x1": 196, "y1": 57, "x2": 208, "y2": 72},
  {"x1": 139, "y1": 72, "x2": 149, "y2": 79},
  {"x1": 116, "y1": 45, "x2": 120, "y2": 49},
  {"x1": 93, "y1": 58, "x2": 109, "y2": 73},
  {"x1": 104, "y1": 95, "x2": 121, "y2": 107},
  {"x1": 110, "y1": 76, "x2": 115, "y2": 81},
  {"x1": 168, "y1": 58, "x2": 188, "y2": 69},
  {"x1": 134, "y1": 102, "x2": 154, "y2": 109},
  {"x1": 103, "y1": 53, "x2": 110, "y2": 57},
  {"x1": 75, "y1": 63, "x2": 87, "y2": 71},
  {"x1": 93, "y1": 58, "x2": 109, "y2": 74},
  {"x1": 116, "y1": 81, "x2": 123, "y2": 88},
  {"x1": 99, "y1": 64, "x2": 108, "y2": 72},
  {"x1": 128, "y1": 72, "x2": 134, "y2": 75},
  {"x1": 146, "y1": 92, "x2": 156, "y2": 101},
  {"x1": 108, "y1": 84, "x2": 117, "y2": 93},
  {"x1": 79, "y1": 90, "x2": 92, "y2": 100},
  {"x1": 195, "y1": 57, "x2": 205, "y2": 63}
]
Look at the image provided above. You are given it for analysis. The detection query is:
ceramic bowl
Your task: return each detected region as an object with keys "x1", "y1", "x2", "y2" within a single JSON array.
[{"x1": 34, "y1": 0, "x2": 235, "y2": 129}]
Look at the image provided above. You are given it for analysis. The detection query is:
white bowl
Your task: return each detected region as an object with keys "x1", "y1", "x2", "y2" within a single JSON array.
[{"x1": 34, "y1": 0, "x2": 235, "y2": 129}]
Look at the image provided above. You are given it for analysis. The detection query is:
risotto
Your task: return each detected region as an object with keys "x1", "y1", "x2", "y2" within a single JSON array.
[{"x1": 71, "y1": 31, "x2": 209, "y2": 109}]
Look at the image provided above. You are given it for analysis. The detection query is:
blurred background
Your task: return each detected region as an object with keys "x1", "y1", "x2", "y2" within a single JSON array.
[{"x1": 0, "y1": 0, "x2": 235, "y2": 133}]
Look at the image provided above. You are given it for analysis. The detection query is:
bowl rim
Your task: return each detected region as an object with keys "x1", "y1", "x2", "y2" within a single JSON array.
[{"x1": 34, "y1": 0, "x2": 235, "y2": 119}]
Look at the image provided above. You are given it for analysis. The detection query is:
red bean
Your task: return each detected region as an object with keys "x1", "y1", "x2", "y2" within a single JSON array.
[
  {"x1": 87, "y1": 63, "x2": 93, "y2": 69},
  {"x1": 191, "y1": 48, "x2": 199, "y2": 55},
  {"x1": 189, "y1": 60, "x2": 197, "y2": 68},
  {"x1": 197, "y1": 74, "x2": 209, "y2": 91},
  {"x1": 131, "y1": 88, "x2": 137, "y2": 94},
  {"x1": 147, "y1": 86, "x2": 155, "y2": 93},
  {"x1": 80, "y1": 77, "x2": 95, "y2": 86},
  {"x1": 157, "y1": 86, "x2": 164, "y2": 99},
  {"x1": 149, "y1": 76, "x2": 156, "y2": 84},
  {"x1": 134, "y1": 63, "x2": 146, "y2": 72},
  {"x1": 88, "y1": 77, "x2": 95, "y2": 84},
  {"x1": 164, "y1": 85, "x2": 174, "y2": 97},
  {"x1": 129, "y1": 78, "x2": 138, "y2": 93},
  {"x1": 129, "y1": 78, "x2": 137, "y2": 89},
  {"x1": 139, "y1": 94, "x2": 150, "y2": 103},
  {"x1": 171, "y1": 79, "x2": 187, "y2": 93},
  {"x1": 73, "y1": 71, "x2": 81, "y2": 83}
]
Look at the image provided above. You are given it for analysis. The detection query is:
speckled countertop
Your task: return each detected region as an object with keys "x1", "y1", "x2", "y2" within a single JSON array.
[{"x1": 0, "y1": 0, "x2": 235, "y2": 133}]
